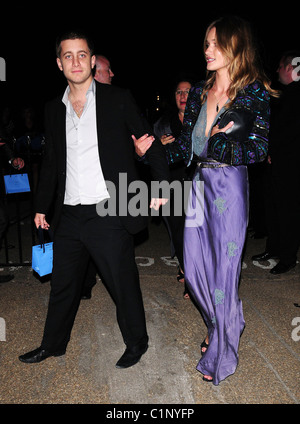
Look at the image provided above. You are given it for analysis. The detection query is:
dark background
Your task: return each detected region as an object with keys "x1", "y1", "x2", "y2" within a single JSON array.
[{"x1": 0, "y1": 4, "x2": 298, "y2": 125}]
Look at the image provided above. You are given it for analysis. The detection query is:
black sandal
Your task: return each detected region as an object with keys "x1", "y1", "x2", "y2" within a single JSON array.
[
  {"x1": 177, "y1": 267, "x2": 184, "y2": 283},
  {"x1": 200, "y1": 338, "x2": 209, "y2": 356}
]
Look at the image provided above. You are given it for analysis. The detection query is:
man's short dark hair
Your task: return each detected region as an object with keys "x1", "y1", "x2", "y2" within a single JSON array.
[
  {"x1": 281, "y1": 50, "x2": 300, "y2": 68},
  {"x1": 55, "y1": 30, "x2": 95, "y2": 58}
]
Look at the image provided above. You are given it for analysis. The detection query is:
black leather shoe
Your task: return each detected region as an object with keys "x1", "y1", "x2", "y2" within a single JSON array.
[
  {"x1": 81, "y1": 282, "x2": 96, "y2": 300},
  {"x1": 251, "y1": 251, "x2": 278, "y2": 261},
  {"x1": 0, "y1": 274, "x2": 14, "y2": 283},
  {"x1": 270, "y1": 262, "x2": 296, "y2": 275},
  {"x1": 116, "y1": 343, "x2": 148, "y2": 369},
  {"x1": 81, "y1": 288, "x2": 92, "y2": 300},
  {"x1": 19, "y1": 347, "x2": 66, "y2": 364}
]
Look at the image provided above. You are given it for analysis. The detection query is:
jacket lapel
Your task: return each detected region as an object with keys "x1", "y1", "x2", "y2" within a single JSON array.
[
  {"x1": 53, "y1": 96, "x2": 67, "y2": 174},
  {"x1": 95, "y1": 82, "x2": 104, "y2": 150}
]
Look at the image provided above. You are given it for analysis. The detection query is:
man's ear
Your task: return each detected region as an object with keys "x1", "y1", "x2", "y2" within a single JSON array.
[
  {"x1": 91, "y1": 55, "x2": 96, "y2": 69},
  {"x1": 57, "y1": 57, "x2": 63, "y2": 71}
]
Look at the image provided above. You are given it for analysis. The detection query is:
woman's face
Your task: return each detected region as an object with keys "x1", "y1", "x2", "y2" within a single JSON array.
[
  {"x1": 205, "y1": 27, "x2": 228, "y2": 73},
  {"x1": 175, "y1": 81, "x2": 191, "y2": 113}
]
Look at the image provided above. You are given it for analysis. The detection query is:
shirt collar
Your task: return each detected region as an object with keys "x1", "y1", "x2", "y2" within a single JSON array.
[{"x1": 62, "y1": 79, "x2": 96, "y2": 107}]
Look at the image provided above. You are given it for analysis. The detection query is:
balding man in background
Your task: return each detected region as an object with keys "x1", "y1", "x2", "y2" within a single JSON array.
[{"x1": 94, "y1": 55, "x2": 114, "y2": 85}]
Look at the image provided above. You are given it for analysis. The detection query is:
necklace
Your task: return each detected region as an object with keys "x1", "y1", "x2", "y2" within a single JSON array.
[
  {"x1": 213, "y1": 91, "x2": 227, "y2": 112},
  {"x1": 69, "y1": 96, "x2": 85, "y2": 118},
  {"x1": 72, "y1": 102, "x2": 84, "y2": 118}
]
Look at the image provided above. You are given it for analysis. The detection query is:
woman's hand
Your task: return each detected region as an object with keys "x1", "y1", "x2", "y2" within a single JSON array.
[
  {"x1": 211, "y1": 121, "x2": 234, "y2": 137},
  {"x1": 160, "y1": 134, "x2": 175, "y2": 145},
  {"x1": 150, "y1": 198, "x2": 169, "y2": 210}
]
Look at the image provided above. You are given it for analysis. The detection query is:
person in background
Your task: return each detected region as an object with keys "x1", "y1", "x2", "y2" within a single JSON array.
[
  {"x1": 0, "y1": 132, "x2": 25, "y2": 283},
  {"x1": 252, "y1": 51, "x2": 300, "y2": 274},
  {"x1": 94, "y1": 55, "x2": 114, "y2": 84},
  {"x1": 15, "y1": 105, "x2": 44, "y2": 193},
  {"x1": 153, "y1": 79, "x2": 193, "y2": 298}
]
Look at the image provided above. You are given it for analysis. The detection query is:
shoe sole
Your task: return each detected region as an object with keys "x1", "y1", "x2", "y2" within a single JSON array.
[{"x1": 252, "y1": 255, "x2": 279, "y2": 261}]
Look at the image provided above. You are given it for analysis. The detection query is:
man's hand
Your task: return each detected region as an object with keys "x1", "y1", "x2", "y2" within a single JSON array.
[
  {"x1": 150, "y1": 198, "x2": 168, "y2": 211},
  {"x1": 132, "y1": 134, "x2": 154, "y2": 157},
  {"x1": 34, "y1": 213, "x2": 50, "y2": 230}
]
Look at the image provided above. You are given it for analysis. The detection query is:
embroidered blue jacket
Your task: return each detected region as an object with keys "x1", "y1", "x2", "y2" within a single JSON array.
[{"x1": 177, "y1": 80, "x2": 270, "y2": 166}]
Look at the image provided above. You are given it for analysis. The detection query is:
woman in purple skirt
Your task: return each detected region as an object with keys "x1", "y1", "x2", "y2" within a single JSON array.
[{"x1": 177, "y1": 16, "x2": 278, "y2": 384}]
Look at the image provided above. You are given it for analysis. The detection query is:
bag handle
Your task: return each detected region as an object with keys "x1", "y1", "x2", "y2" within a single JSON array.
[{"x1": 37, "y1": 226, "x2": 53, "y2": 253}]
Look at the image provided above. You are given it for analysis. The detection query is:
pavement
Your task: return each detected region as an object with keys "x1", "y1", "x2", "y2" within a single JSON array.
[{"x1": 0, "y1": 202, "x2": 299, "y2": 407}]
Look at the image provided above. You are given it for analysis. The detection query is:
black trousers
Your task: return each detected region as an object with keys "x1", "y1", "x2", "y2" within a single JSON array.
[
  {"x1": 41, "y1": 204, "x2": 148, "y2": 353},
  {"x1": 265, "y1": 166, "x2": 300, "y2": 266},
  {"x1": 0, "y1": 198, "x2": 8, "y2": 250}
]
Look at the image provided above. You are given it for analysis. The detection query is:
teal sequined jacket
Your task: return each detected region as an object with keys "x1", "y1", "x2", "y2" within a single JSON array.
[{"x1": 177, "y1": 80, "x2": 271, "y2": 165}]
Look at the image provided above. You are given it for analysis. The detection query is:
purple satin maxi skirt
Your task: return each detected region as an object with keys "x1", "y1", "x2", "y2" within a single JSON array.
[{"x1": 184, "y1": 163, "x2": 248, "y2": 385}]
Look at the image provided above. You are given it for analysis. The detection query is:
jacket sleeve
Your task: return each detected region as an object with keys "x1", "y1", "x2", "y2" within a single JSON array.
[
  {"x1": 34, "y1": 102, "x2": 58, "y2": 214},
  {"x1": 207, "y1": 82, "x2": 270, "y2": 165},
  {"x1": 153, "y1": 116, "x2": 185, "y2": 165},
  {"x1": 176, "y1": 83, "x2": 204, "y2": 165}
]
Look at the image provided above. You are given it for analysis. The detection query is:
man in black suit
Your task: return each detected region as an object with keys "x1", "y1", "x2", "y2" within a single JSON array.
[{"x1": 19, "y1": 30, "x2": 169, "y2": 368}]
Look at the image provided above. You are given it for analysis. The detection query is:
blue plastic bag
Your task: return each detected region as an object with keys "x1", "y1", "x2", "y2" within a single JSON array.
[
  {"x1": 4, "y1": 173, "x2": 30, "y2": 194},
  {"x1": 32, "y1": 227, "x2": 53, "y2": 277},
  {"x1": 32, "y1": 242, "x2": 53, "y2": 277}
]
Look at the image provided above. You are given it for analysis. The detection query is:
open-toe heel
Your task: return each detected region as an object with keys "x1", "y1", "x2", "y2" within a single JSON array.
[
  {"x1": 177, "y1": 267, "x2": 184, "y2": 283},
  {"x1": 200, "y1": 338, "x2": 209, "y2": 356}
]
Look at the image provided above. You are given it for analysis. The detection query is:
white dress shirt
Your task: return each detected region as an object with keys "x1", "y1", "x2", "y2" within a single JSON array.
[{"x1": 62, "y1": 80, "x2": 110, "y2": 205}]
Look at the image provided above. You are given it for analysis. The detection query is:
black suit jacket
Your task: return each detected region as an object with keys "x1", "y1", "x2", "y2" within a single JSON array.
[
  {"x1": 269, "y1": 81, "x2": 300, "y2": 169},
  {"x1": 35, "y1": 81, "x2": 170, "y2": 234},
  {"x1": 0, "y1": 123, "x2": 14, "y2": 162}
]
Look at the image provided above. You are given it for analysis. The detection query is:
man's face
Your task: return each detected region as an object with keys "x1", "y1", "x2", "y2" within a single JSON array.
[
  {"x1": 277, "y1": 60, "x2": 291, "y2": 85},
  {"x1": 56, "y1": 38, "x2": 96, "y2": 85}
]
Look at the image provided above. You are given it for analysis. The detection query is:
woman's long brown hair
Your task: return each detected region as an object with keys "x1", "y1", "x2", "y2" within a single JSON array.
[{"x1": 200, "y1": 15, "x2": 279, "y2": 106}]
